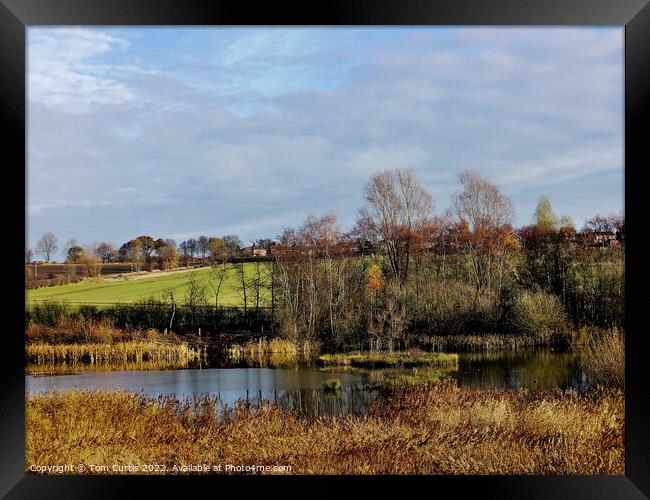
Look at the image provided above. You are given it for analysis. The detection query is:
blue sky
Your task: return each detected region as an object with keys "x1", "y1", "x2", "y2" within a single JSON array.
[{"x1": 27, "y1": 27, "x2": 623, "y2": 259}]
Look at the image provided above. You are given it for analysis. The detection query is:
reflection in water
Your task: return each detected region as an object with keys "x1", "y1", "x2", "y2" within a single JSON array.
[
  {"x1": 26, "y1": 349, "x2": 587, "y2": 417},
  {"x1": 453, "y1": 350, "x2": 585, "y2": 392}
]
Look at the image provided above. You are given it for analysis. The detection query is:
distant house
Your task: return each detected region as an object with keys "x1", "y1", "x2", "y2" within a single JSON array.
[
  {"x1": 594, "y1": 231, "x2": 617, "y2": 247},
  {"x1": 581, "y1": 230, "x2": 622, "y2": 248},
  {"x1": 241, "y1": 244, "x2": 269, "y2": 257},
  {"x1": 253, "y1": 247, "x2": 267, "y2": 257}
]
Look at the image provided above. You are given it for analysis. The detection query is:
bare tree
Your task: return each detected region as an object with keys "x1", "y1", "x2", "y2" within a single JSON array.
[
  {"x1": 452, "y1": 171, "x2": 514, "y2": 231},
  {"x1": 25, "y1": 248, "x2": 33, "y2": 263},
  {"x1": 359, "y1": 169, "x2": 434, "y2": 283},
  {"x1": 209, "y1": 258, "x2": 229, "y2": 308},
  {"x1": 584, "y1": 213, "x2": 624, "y2": 234},
  {"x1": 95, "y1": 242, "x2": 117, "y2": 263},
  {"x1": 223, "y1": 234, "x2": 242, "y2": 255},
  {"x1": 233, "y1": 262, "x2": 249, "y2": 314},
  {"x1": 452, "y1": 171, "x2": 516, "y2": 293},
  {"x1": 36, "y1": 232, "x2": 58, "y2": 262},
  {"x1": 197, "y1": 236, "x2": 210, "y2": 261},
  {"x1": 184, "y1": 271, "x2": 207, "y2": 328}
]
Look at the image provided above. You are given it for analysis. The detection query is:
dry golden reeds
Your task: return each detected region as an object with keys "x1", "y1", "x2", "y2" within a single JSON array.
[
  {"x1": 227, "y1": 338, "x2": 317, "y2": 367},
  {"x1": 26, "y1": 381, "x2": 623, "y2": 475},
  {"x1": 579, "y1": 328, "x2": 625, "y2": 387},
  {"x1": 26, "y1": 341, "x2": 202, "y2": 365}
]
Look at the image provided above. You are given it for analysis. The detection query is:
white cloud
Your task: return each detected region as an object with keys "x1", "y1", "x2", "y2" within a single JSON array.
[
  {"x1": 28, "y1": 28, "x2": 135, "y2": 113},
  {"x1": 26, "y1": 27, "x2": 624, "y2": 256}
]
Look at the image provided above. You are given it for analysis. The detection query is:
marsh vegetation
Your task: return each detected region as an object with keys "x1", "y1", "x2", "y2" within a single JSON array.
[{"x1": 26, "y1": 382, "x2": 624, "y2": 475}]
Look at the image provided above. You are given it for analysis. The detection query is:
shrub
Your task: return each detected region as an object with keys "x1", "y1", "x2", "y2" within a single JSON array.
[
  {"x1": 27, "y1": 301, "x2": 71, "y2": 327},
  {"x1": 510, "y1": 290, "x2": 568, "y2": 343}
]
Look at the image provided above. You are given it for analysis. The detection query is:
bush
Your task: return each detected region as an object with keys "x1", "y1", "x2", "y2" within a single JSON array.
[
  {"x1": 510, "y1": 290, "x2": 568, "y2": 343},
  {"x1": 27, "y1": 301, "x2": 71, "y2": 327}
]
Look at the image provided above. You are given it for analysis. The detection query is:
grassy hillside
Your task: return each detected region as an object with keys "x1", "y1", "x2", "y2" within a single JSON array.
[{"x1": 26, "y1": 264, "x2": 270, "y2": 307}]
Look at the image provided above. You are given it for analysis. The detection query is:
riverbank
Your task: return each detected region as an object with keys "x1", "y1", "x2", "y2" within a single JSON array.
[{"x1": 26, "y1": 381, "x2": 623, "y2": 475}]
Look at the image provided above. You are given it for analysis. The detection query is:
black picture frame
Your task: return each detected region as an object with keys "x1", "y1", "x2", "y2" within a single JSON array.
[{"x1": 1, "y1": 1, "x2": 648, "y2": 498}]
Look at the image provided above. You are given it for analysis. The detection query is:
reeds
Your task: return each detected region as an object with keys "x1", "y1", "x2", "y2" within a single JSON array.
[
  {"x1": 26, "y1": 341, "x2": 203, "y2": 365},
  {"x1": 26, "y1": 381, "x2": 624, "y2": 475},
  {"x1": 579, "y1": 328, "x2": 624, "y2": 387},
  {"x1": 318, "y1": 350, "x2": 458, "y2": 368},
  {"x1": 419, "y1": 335, "x2": 540, "y2": 351},
  {"x1": 227, "y1": 338, "x2": 317, "y2": 367}
]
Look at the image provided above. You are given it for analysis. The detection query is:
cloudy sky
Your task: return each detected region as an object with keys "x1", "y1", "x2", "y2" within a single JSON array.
[{"x1": 27, "y1": 27, "x2": 623, "y2": 259}]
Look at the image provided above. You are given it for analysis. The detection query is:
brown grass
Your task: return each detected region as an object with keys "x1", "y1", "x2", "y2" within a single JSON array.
[
  {"x1": 26, "y1": 381, "x2": 623, "y2": 475},
  {"x1": 26, "y1": 341, "x2": 203, "y2": 365},
  {"x1": 227, "y1": 338, "x2": 317, "y2": 367},
  {"x1": 579, "y1": 328, "x2": 625, "y2": 388}
]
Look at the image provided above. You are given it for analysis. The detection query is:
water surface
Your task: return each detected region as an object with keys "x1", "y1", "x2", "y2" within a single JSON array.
[{"x1": 26, "y1": 349, "x2": 586, "y2": 416}]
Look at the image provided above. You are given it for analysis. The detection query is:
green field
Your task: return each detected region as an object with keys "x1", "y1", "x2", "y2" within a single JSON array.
[{"x1": 26, "y1": 264, "x2": 270, "y2": 306}]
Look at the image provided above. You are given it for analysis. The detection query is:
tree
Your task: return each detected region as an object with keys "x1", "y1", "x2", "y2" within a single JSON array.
[
  {"x1": 452, "y1": 171, "x2": 516, "y2": 293},
  {"x1": 255, "y1": 238, "x2": 274, "y2": 250},
  {"x1": 197, "y1": 236, "x2": 210, "y2": 260},
  {"x1": 453, "y1": 171, "x2": 514, "y2": 231},
  {"x1": 533, "y1": 195, "x2": 558, "y2": 231},
  {"x1": 223, "y1": 234, "x2": 242, "y2": 255},
  {"x1": 36, "y1": 232, "x2": 58, "y2": 262},
  {"x1": 208, "y1": 237, "x2": 227, "y2": 260},
  {"x1": 184, "y1": 271, "x2": 207, "y2": 327},
  {"x1": 95, "y1": 242, "x2": 117, "y2": 263},
  {"x1": 120, "y1": 239, "x2": 144, "y2": 270},
  {"x1": 157, "y1": 240, "x2": 179, "y2": 269},
  {"x1": 186, "y1": 238, "x2": 198, "y2": 258},
  {"x1": 63, "y1": 239, "x2": 79, "y2": 256},
  {"x1": 66, "y1": 245, "x2": 85, "y2": 263},
  {"x1": 359, "y1": 169, "x2": 434, "y2": 283},
  {"x1": 134, "y1": 235, "x2": 156, "y2": 259},
  {"x1": 558, "y1": 215, "x2": 575, "y2": 230},
  {"x1": 233, "y1": 262, "x2": 249, "y2": 313},
  {"x1": 210, "y1": 260, "x2": 229, "y2": 308},
  {"x1": 584, "y1": 213, "x2": 624, "y2": 234},
  {"x1": 25, "y1": 248, "x2": 33, "y2": 263}
]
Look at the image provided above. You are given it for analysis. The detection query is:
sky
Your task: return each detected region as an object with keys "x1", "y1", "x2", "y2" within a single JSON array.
[{"x1": 27, "y1": 27, "x2": 624, "y2": 260}]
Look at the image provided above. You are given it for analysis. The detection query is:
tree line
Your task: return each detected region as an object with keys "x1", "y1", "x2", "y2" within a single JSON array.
[
  {"x1": 27, "y1": 168, "x2": 623, "y2": 348},
  {"x1": 265, "y1": 169, "x2": 623, "y2": 348}
]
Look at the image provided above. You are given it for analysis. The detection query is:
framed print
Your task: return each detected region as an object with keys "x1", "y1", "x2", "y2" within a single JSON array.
[{"x1": 1, "y1": 0, "x2": 649, "y2": 498}]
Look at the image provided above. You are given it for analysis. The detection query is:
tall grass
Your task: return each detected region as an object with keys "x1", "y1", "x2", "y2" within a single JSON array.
[
  {"x1": 26, "y1": 341, "x2": 203, "y2": 365},
  {"x1": 26, "y1": 382, "x2": 623, "y2": 475},
  {"x1": 226, "y1": 338, "x2": 317, "y2": 367},
  {"x1": 579, "y1": 328, "x2": 625, "y2": 388}
]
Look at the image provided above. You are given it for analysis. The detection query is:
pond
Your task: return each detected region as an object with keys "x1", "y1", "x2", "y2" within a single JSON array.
[{"x1": 26, "y1": 348, "x2": 587, "y2": 417}]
